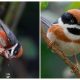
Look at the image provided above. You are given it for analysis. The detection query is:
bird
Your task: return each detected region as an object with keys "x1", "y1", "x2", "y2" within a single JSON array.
[
  {"x1": 0, "y1": 19, "x2": 23, "y2": 59},
  {"x1": 42, "y1": 9, "x2": 80, "y2": 65}
]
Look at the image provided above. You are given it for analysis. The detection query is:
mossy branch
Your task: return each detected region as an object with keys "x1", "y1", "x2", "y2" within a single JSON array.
[{"x1": 41, "y1": 27, "x2": 80, "y2": 78}]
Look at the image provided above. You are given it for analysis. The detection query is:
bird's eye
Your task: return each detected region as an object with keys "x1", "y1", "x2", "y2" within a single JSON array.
[
  {"x1": 61, "y1": 12, "x2": 77, "y2": 25},
  {"x1": 70, "y1": 19, "x2": 74, "y2": 23}
]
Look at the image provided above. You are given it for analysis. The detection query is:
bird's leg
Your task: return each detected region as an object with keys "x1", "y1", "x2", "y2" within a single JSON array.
[
  {"x1": 73, "y1": 53, "x2": 79, "y2": 67},
  {"x1": 70, "y1": 48, "x2": 79, "y2": 67}
]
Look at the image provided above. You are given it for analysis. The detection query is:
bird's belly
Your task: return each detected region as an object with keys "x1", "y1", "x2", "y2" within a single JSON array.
[{"x1": 56, "y1": 40, "x2": 80, "y2": 56}]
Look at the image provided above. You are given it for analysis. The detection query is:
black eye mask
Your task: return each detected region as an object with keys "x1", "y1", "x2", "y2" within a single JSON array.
[
  {"x1": 67, "y1": 27, "x2": 80, "y2": 35},
  {"x1": 61, "y1": 12, "x2": 78, "y2": 25}
]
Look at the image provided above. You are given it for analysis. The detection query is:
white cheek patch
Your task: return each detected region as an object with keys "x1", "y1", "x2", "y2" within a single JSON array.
[
  {"x1": 58, "y1": 17, "x2": 80, "y2": 40},
  {"x1": 58, "y1": 18, "x2": 80, "y2": 29},
  {"x1": 47, "y1": 32, "x2": 56, "y2": 42}
]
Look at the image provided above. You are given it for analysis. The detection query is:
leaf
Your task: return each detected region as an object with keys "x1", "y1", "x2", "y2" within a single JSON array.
[
  {"x1": 40, "y1": 2, "x2": 48, "y2": 11},
  {"x1": 65, "y1": 2, "x2": 80, "y2": 11}
]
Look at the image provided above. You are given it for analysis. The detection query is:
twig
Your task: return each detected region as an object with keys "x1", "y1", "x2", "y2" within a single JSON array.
[{"x1": 41, "y1": 27, "x2": 80, "y2": 78}]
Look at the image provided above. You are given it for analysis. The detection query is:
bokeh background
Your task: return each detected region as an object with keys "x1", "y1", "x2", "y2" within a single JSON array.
[
  {"x1": 0, "y1": 2, "x2": 39, "y2": 78},
  {"x1": 41, "y1": 2, "x2": 80, "y2": 78}
]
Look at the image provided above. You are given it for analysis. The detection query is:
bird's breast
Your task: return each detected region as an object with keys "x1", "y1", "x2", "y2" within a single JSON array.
[
  {"x1": 56, "y1": 39, "x2": 80, "y2": 56},
  {"x1": 48, "y1": 24, "x2": 80, "y2": 44},
  {"x1": 47, "y1": 24, "x2": 80, "y2": 56}
]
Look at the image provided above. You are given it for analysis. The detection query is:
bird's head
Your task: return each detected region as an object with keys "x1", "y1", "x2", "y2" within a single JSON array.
[{"x1": 57, "y1": 9, "x2": 80, "y2": 40}]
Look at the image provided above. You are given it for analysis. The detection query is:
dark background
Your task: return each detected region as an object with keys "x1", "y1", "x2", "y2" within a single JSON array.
[{"x1": 0, "y1": 2, "x2": 39, "y2": 78}]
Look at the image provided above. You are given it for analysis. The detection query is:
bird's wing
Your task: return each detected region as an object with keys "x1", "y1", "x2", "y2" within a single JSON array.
[{"x1": 0, "y1": 19, "x2": 18, "y2": 46}]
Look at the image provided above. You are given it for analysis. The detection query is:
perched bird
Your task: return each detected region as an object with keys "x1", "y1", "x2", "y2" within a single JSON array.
[
  {"x1": 0, "y1": 19, "x2": 23, "y2": 59},
  {"x1": 41, "y1": 9, "x2": 80, "y2": 64},
  {"x1": 46, "y1": 9, "x2": 80, "y2": 56}
]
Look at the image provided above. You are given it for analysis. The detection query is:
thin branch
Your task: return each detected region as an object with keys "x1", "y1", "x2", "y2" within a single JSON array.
[{"x1": 41, "y1": 27, "x2": 80, "y2": 78}]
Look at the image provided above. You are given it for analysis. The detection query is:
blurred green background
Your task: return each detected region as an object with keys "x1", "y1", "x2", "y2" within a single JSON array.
[
  {"x1": 41, "y1": 2, "x2": 80, "y2": 78},
  {"x1": 0, "y1": 2, "x2": 39, "y2": 78}
]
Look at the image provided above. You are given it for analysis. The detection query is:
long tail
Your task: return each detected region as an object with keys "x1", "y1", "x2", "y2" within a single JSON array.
[
  {"x1": 41, "y1": 16, "x2": 51, "y2": 28},
  {"x1": 41, "y1": 16, "x2": 58, "y2": 28}
]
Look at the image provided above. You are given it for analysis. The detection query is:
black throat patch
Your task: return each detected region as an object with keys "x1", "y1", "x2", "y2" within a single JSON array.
[{"x1": 67, "y1": 28, "x2": 80, "y2": 35}]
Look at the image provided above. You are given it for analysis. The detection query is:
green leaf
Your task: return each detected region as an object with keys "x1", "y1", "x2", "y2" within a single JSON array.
[
  {"x1": 66, "y1": 2, "x2": 80, "y2": 11},
  {"x1": 40, "y1": 2, "x2": 48, "y2": 11}
]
